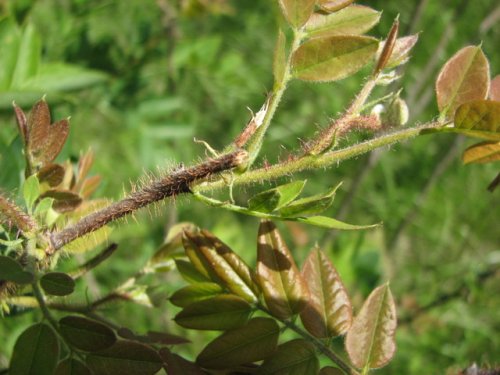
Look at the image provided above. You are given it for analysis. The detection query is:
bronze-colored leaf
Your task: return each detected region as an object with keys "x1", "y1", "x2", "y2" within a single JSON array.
[
  {"x1": 159, "y1": 348, "x2": 207, "y2": 375},
  {"x1": 453, "y1": 100, "x2": 500, "y2": 140},
  {"x1": 374, "y1": 18, "x2": 399, "y2": 74},
  {"x1": 54, "y1": 358, "x2": 91, "y2": 375},
  {"x1": 436, "y1": 45, "x2": 490, "y2": 119},
  {"x1": 257, "y1": 339, "x2": 319, "y2": 375},
  {"x1": 27, "y1": 99, "x2": 51, "y2": 156},
  {"x1": 318, "y1": 0, "x2": 355, "y2": 13},
  {"x1": 37, "y1": 164, "x2": 65, "y2": 187},
  {"x1": 345, "y1": 284, "x2": 397, "y2": 370},
  {"x1": 292, "y1": 35, "x2": 378, "y2": 82},
  {"x1": 376, "y1": 34, "x2": 419, "y2": 70},
  {"x1": 300, "y1": 248, "x2": 352, "y2": 338},
  {"x1": 79, "y1": 175, "x2": 101, "y2": 198},
  {"x1": 40, "y1": 190, "x2": 82, "y2": 213},
  {"x1": 319, "y1": 366, "x2": 345, "y2": 375},
  {"x1": 462, "y1": 141, "x2": 500, "y2": 164},
  {"x1": 13, "y1": 103, "x2": 28, "y2": 145},
  {"x1": 41, "y1": 119, "x2": 69, "y2": 164},
  {"x1": 278, "y1": 0, "x2": 315, "y2": 29},
  {"x1": 256, "y1": 220, "x2": 309, "y2": 319},
  {"x1": 490, "y1": 75, "x2": 500, "y2": 101}
]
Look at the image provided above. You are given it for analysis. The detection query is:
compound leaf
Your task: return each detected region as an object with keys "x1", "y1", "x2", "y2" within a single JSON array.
[
  {"x1": 59, "y1": 316, "x2": 116, "y2": 352},
  {"x1": 257, "y1": 339, "x2": 319, "y2": 375}
]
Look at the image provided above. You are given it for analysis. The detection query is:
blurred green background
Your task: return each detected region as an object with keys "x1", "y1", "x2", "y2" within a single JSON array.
[{"x1": 0, "y1": 0, "x2": 499, "y2": 373}]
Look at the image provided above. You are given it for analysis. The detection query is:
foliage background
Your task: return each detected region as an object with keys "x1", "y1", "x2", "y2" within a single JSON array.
[{"x1": 0, "y1": 0, "x2": 498, "y2": 373}]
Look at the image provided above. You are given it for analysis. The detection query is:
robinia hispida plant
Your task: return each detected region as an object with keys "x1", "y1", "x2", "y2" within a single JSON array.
[{"x1": 1, "y1": 1, "x2": 499, "y2": 375}]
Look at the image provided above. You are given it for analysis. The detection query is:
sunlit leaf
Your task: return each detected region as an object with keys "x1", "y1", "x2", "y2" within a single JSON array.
[
  {"x1": 256, "y1": 220, "x2": 309, "y2": 319},
  {"x1": 54, "y1": 358, "x2": 91, "y2": 375},
  {"x1": 59, "y1": 316, "x2": 116, "y2": 352},
  {"x1": 257, "y1": 339, "x2": 319, "y2": 375},
  {"x1": 273, "y1": 29, "x2": 287, "y2": 85},
  {"x1": 318, "y1": 0, "x2": 355, "y2": 13},
  {"x1": 377, "y1": 34, "x2": 419, "y2": 69},
  {"x1": 305, "y1": 5, "x2": 380, "y2": 39},
  {"x1": 292, "y1": 35, "x2": 378, "y2": 82},
  {"x1": 23, "y1": 175, "x2": 40, "y2": 212},
  {"x1": 490, "y1": 75, "x2": 500, "y2": 101},
  {"x1": 197, "y1": 317, "x2": 279, "y2": 369},
  {"x1": 40, "y1": 272, "x2": 75, "y2": 296},
  {"x1": 279, "y1": 184, "x2": 340, "y2": 217},
  {"x1": 0, "y1": 255, "x2": 34, "y2": 284},
  {"x1": 374, "y1": 18, "x2": 399, "y2": 74},
  {"x1": 175, "y1": 259, "x2": 211, "y2": 283},
  {"x1": 300, "y1": 248, "x2": 352, "y2": 338},
  {"x1": 295, "y1": 215, "x2": 380, "y2": 230},
  {"x1": 159, "y1": 348, "x2": 207, "y2": 375},
  {"x1": 462, "y1": 141, "x2": 500, "y2": 164},
  {"x1": 9, "y1": 323, "x2": 60, "y2": 375},
  {"x1": 436, "y1": 45, "x2": 490, "y2": 119},
  {"x1": 86, "y1": 341, "x2": 162, "y2": 375},
  {"x1": 453, "y1": 100, "x2": 500, "y2": 140},
  {"x1": 170, "y1": 282, "x2": 224, "y2": 307},
  {"x1": 278, "y1": 0, "x2": 315, "y2": 29},
  {"x1": 248, "y1": 180, "x2": 306, "y2": 213},
  {"x1": 345, "y1": 284, "x2": 397, "y2": 370},
  {"x1": 175, "y1": 295, "x2": 252, "y2": 330}
]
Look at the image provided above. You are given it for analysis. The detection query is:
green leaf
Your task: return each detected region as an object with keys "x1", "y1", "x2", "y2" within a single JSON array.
[
  {"x1": 462, "y1": 141, "x2": 500, "y2": 164},
  {"x1": 300, "y1": 248, "x2": 352, "y2": 338},
  {"x1": 453, "y1": 100, "x2": 500, "y2": 140},
  {"x1": 59, "y1": 316, "x2": 116, "y2": 352},
  {"x1": 256, "y1": 220, "x2": 309, "y2": 319},
  {"x1": 292, "y1": 35, "x2": 378, "y2": 82},
  {"x1": 159, "y1": 348, "x2": 206, "y2": 375},
  {"x1": 175, "y1": 294, "x2": 252, "y2": 330},
  {"x1": 175, "y1": 259, "x2": 210, "y2": 283},
  {"x1": 34, "y1": 197, "x2": 55, "y2": 216},
  {"x1": 197, "y1": 317, "x2": 279, "y2": 370},
  {"x1": 150, "y1": 222, "x2": 197, "y2": 264},
  {"x1": 295, "y1": 215, "x2": 380, "y2": 230},
  {"x1": 280, "y1": 183, "x2": 340, "y2": 217},
  {"x1": 257, "y1": 339, "x2": 319, "y2": 375},
  {"x1": 54, "y1": 358, "x2": 91, "y2": 375},
  {"x1": 10, "y1": 23, "x2": 41, "y2": 88},
  {"x1": 248, "y1": 180, "x2": 306, "y2": 213},
  {"x1": 9, "y1": 323, "x2": 60, "y2": 375},
  {"x1": 0, "y1": 255, "x2": 34, "y2": 284},
  {"x1": 436, "y1": 45, "x2": 490, "y2": 120},
  {"x1": 345, "y1": 284, "x2": 397, "y2": 370},
  {"x1": 86, "y1": 341, "x2": 162, "y2": 375},
  {"x1": 23, "y1": 175, "x2": 40, "y2": 212},
  {"x1": 273, "y1": 29, "x2": 287, "y2": 85},
  {"x1": 278, "y1": 0, "x2": 315, "y2": 29},
  {"x1": 183, "y1": 230, "x2": 260, "y2": 302},
  {"x1": 170, "y1": 282, "x2": 225, "y2": 307},
  {"x1": 318, "y1": 0, "x2": 355, "y2": 13},
  {"x1": 40, "y1": 272, "x2": 75, "y2": 296},
  {"x1": 304, "y1": 5, "x2": 380, "y2": 39},
  {"x1": 319, "y1": 366, "x2": 345, "y2": 375}
]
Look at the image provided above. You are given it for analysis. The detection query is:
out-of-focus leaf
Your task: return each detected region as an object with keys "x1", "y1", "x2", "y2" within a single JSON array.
[
  {"x1": 453, "y1": 100, "x2": 500, "y2": 140},
  {"x1": 159, "y1": 348, "x2": 207, "y2": 375},
  {"x1": 279, "y1": 184, "x2": 340, "y2": 217},
  {"x1": 318, "y1": 0, "x2": 355, "y2": 13},
  {"x1": 86, "y1": 341, "x2": 162, "y2": 375},
  {"x1": 10, "y1": 24, "x2": 41, "y2": 89},
  {"x1": 59, "y1": 316, "x2": 116, "y2": 352},
  {"x1": 37, "y1": 164, "x2": 65, "y2": 187},
  {"x1": 40, "y1": 190, "x2": 82, "y2": 213},
  {"x1": 295, "y1": 215, "x2": 380, "y2": 230},
  {"x1": 436, "y1": 45, "x2": 490, "y2": 119},
  {"x1": 0, "y1": 255, "x2": 34, "y2": 284},
  {"x1": 23, "y1": 175, "x2": 40, "y2": 212},
  {"x1": 300, "y1": 248, "x2": 352, "y2": 338},
  {"x1": 151, "y1": 222, "x2": 197, "y2": 263},
  {"x1": 248, "y1": 180, "x2": 306, "y2": 213},
  {"x1": 170, "y1": 282, "x2": 224, "y2": 307},
  {"x1": 183, "y1": 230, "x2": 260, "y2": 302},
  {"x1": 462, "y1": 141, "x2": 500, "y2": 164},
  {"x1": 273, "y1": 29, "x2": 287, "y2": 84},
  {"x1": 490, "y1": 75, "x2": 500, "y2": 101},
  {"x1": 257, "y1": 339, "x2": 319, "y2": 375},
  {"x1": 9, "y1": 323, "x2": 60, "y2": 375},
  {"x1": 117, "y1": 328, "x2": 190, "y2": 346},
  {"x1": 319, "y1": 366, "x2": 345, "y2": 375},
  {"x1": 80, "y1": 175, "x2": 102, "y2": 199},
  {"x1": 375, "y1": 34, "x2": 419, "y2": 70},
  {"x1": 34, "y1": 197, "x2": 54, "y2": 217},
  {"x1": 174, "y1": 295, "x2": 252, "y2": 330},
  {"x1": 41, "y1": 119, "x2": 70, "y2": 165},
  {"x1": 175, "y1": 259, "x2": 210, "y2": 283},
  {"x1": 256, "y1": 220, "x2": 309, "y2": 319},
  {"x1": 40, "y1": 272, "x2": 75, "y2": 296},
  {"x1": 197, "y1": 317, "x2": 279, "y2": 370},
  {"x1": 345, "y1": 284, "x2": 397, "y2": 370},
  {"x1": 278, "y1": 0, "x2": 315, "y2": 29},
  {"x1": 292, "y1": 35, "x2": 378, "y2": 82},
  {"x1": 54, "y1": 358, "x2": 91, "y2": 375},
  {"x1": 305, "y1": 5, "x2": 380, "y2": 39}
]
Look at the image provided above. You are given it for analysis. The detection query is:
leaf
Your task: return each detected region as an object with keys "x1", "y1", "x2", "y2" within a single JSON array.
[
  {"x1": 59, "y1": 316, "x2": 116, "y2": 352},
  {"x1": 41, "y1": 119, "x2": 70, "y2": 164},
  {"x1": 453, "y1": 100, "x2": 500, "y2": 140},
  {"x1": 116, "y1": 328, "x2": 190, "y2": 346},
  {"x1": 345, "y1": 284, "x2": 397, "y2": 370},
  {"x1": 196, "y1": 317, "x2": 279, "y2": 370},
  {"x1": 375, "y1": 34, "x2": 419, "y2": 70},
  {"x1": 318, "y1": 0, "x2": 355, "y2": 13},
  {"x1": 40, "y1": 190, "x2": 82, "y2": 213},
  {"x1": 0, "y1": 255, "x2": 34, "y2": 284},
  {"x1": 292, "y1": 35, "x2": 378, "y2": 82},
  {"x1": 374, "y1": 18, "x2": 399, "y2": 74},
  {"x1": 54, "y1": 358, "x2": 91, "y2": 375},
  {"x1": 175, "y1": 259, "x2": 210, "y2": 283},
  {"x1": 490, "y1": 75, "x2": 500, "y2": 101},
  {"x1": 279, "y1": 183, "x2": 340, "y2": 217},
  {"x1": 248, "y1": 181, "x2": 306, "y2": 213},
  {"x1": 436, "y1": 45, "x2": 490, "y2": 119},
  {"x1": 37, "y1": 163, "x2": 65, "y2": 187},
  {"x1": 34, "y1": 197, "x2": 54, "y2": 216},
  {"x1": 273, "y1": 29, "x2": 287, "y2": 84},
  {"x1": 10, "y1": 24, "x2": 41, "y2": 88},
  {"x1": 151, "y1": 222, "x2": 197, "y2": 264},
  {"x1": 183, "y1": 230, "x2": 260, "y2": 302},
  {"x1": 300, "y1": 248, "x2": 352, "y2": 338},
  {"x1": 257, "y1": 339, "x2": 319, "y2": 375},
  {"x1": 174, "y1": 295, "x2": 252, "y2": 330},
  {"x1": 278, "y1": 0, "x2": 316, "y2": 29},
  {"x1": 40, "y1": 272, "x2": 75, "y2": 296},
  {"x1": 170, "y1": 282, "x2": 224, "y2": 307},
  {"x1": 304, "y1": 5, "x2": 381, "y2": 39},
  {"x1": 23, "y1": 175, "x2": 40, "y2": 212},
  {"x1": 86, "y1": 341, "x2": 162, "y2": 375},
  {"x1": 256, "y1": 220, "x2": 309, "y2": 319},
  {"x1": 319, "y1": 366, "x2": 345, "y2": 375},
  {"x1": 9, "y1": 323, "x2": 60, "y2": 375},
  {"x1": 159, "y1": 348, "x2": 207, "y2": 375},
  {"x1": 295, "y1": 215, "x2": 380, "y2": 230},
  {"x1": 462, "y1": 141, "x2": 500, "y2": 164},
  {"x1": 27, "y1": 99, "x2": 50, "y2": 158}
]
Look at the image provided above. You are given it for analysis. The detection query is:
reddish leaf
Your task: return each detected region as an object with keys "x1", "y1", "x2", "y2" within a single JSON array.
[
  {"x1": 256, "y1": 220, "x2": 309, "y2": 319},
  {"x1": 436, "y1": 45, "x2": 490, "y2": 119},
  {"x1": 490, "y1": 75, "x2": 500, "y2": 101},
  {"x1": 59, "y1": 316, "x2": 116, "y2": 352},
  {"x1": 37, "y1": 164, "x2": 65, "y2": 187},
  {"x1": 462, "y1": 141, "x2": 500, "y2": 164},
  {"x1": 13, "y1": 103, "x2": 28, "y2": 145},
  {"x1": 292, "y1": 35, "x2": 378, "y2": 82},
  {"x1": 40, "y1": 190, "x2": 82, "y2": 212},
  {"x1": 318, "y1": 0, "x2": 355, "y2": 13},
  {"x1": 300, "y1": 248, "x2": 352, "y2": 338},
  {"x1": 258, "y1": 339, "x2": 319, "y2": 374},
  {"x1": 27, "y1": 99, "x2": 51, "y2": 156},
  {"x1": 80, "y1": 175, "x2": 101, "y2": 198},
  {"x1": 374, "y1": 18, "x2": 399, "y2": 74},
  {"x1": 345, "y1": 284, "x2": 397, "y2": 370},
  {"x1": 377, "y1": 34, "x2": 419, "y2": 69},
  {"x1": 42, "y1": 119, "x2": 69, "y2": 164},
  {"x1": 159, "y1": 348, "x2": 207, "y2": 375},
  {"x1": 278, "y1": 0, "x2": 315, "y2": 29}
]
